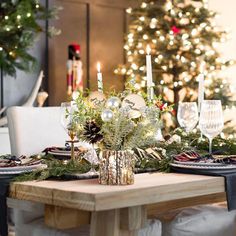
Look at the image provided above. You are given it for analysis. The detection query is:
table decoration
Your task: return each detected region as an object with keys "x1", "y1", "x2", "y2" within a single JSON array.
[
  {"x1": 97, "y1": 62, "x2": 103, "y2": 93},
  {"x1": 14, "y1": 154, "x2": 91, "y2": 182},
  {"x1": 88, "y1": 91, "x2": 106, "y2": 108},
  {"x1": 146, "y1": 45, "x2": 154, "y2": 102},
  {"x1": 72, "y1": 91, "x2": 167, "y2": 185},
  {"x1": 121, "y1": 94, "x2": 146, "y2": 118},
  {"x1": 67, "y1": 44, "x2": 83, "y2": 96},
  {"x1": 8, "y1": 126, "x2": 236, "y2": 183},
  {"x1": 198, "y1": 61, "x2": 205, "y2": 113}
]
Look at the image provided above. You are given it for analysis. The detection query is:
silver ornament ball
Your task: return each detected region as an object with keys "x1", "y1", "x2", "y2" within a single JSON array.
[
  {"x1": 101, "y1": 109, "x2": 113, "y2": 122},
  {"x1": 106, "y1": 97, "x2": 121, "y2": 109}
]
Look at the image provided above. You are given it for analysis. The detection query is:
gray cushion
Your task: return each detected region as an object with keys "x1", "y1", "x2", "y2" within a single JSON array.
[
  {"x1": 138, "y1": 219, "x2": 162, "y2": 236},
  {"x1": 162, "y1": 205, "x2": 236, "y2": 236}
]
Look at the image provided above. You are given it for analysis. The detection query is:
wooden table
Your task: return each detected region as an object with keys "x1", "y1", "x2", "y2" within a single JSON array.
[{"x1": 9, "y1": 173, "x2": 226, "y2": 236}]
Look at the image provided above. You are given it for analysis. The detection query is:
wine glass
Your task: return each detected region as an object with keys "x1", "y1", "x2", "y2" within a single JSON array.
[
  {"x1": 83, "y1": 144, "x2": 99, "y2": 176},
  {"x1": 177, "y1": 102, "x2": 199, "y2": 133},
  {"x1": 199, "y1": 100, "x2": 224, "y2": 154},
  {"x1": 60, "y1": 102, "x2": 77, "y2": 160}
]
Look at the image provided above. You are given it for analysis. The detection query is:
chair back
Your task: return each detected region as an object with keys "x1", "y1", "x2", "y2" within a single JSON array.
[{"x1": 7, "y1": 106, "x2": 67, "y2": 157}]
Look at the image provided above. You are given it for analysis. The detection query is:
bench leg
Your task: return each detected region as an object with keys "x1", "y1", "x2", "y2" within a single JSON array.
[
  {"x1": 90, "y1": 206, "x2": 147, "y2": 236},
  {"x1": 90, "y1": 209, "x2": 120, "y2": 236}
]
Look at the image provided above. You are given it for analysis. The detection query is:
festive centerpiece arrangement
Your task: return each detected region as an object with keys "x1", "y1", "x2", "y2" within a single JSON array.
[{"x1": 71, "y1": 90, "x2": 172, "y2": 185}]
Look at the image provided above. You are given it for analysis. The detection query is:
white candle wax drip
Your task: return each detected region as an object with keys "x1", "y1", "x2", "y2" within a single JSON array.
[
  {"x1": 198, "y1": 61, "x2": 205, "y2": 112},
  {"x1": 146, "y1": 45, "x2": 154, "y2": 101},
  {"x1": 97, "y1": 62, "x2": 103, "y2": 93}
]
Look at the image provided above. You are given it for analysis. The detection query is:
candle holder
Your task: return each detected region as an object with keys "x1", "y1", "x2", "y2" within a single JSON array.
[
  {"x1": 99, "y1": 150, "x2": 135, "y2": 185},
  {"x1": 147, "y1": 86, "x2": 154, "y2": 102},
  {"x1": 66, "y1": 140, "x2": 79, "y2": 161}
]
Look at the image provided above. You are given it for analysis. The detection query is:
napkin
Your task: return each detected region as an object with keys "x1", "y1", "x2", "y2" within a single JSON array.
[
  {"x1": 171, "y1": 167, "x2": 236, "y2": 211},
  {"x1": 172, "y1": 151, "x2": 236, "y2": 211}
]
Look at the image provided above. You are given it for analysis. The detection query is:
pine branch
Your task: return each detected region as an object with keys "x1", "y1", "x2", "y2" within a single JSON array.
[{"x1": 14, "y1": 158, "x2": 91, "y2": 182}]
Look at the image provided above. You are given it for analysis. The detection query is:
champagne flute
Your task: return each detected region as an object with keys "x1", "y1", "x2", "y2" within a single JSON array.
[
  {"x1": 177, "y1": 102, "x2": 199, "y2": 133},
  {"x1": 60, "y1": 102, "x2": 77, "y2": 160},
  {"x1": 199, "y1": 100, "x2": 224, "y2": 154}
]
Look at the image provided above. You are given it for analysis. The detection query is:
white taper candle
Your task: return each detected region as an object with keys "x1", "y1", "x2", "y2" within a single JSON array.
[
  {"x1": 146, "y1": 45, "x2": 154, "y2": 101},
  {"x1": 198, "y1": 61, "x2": 205, "y2": 112},
  {"x1": 97, "y1": 62, "x2": 103, "y2": 93}
]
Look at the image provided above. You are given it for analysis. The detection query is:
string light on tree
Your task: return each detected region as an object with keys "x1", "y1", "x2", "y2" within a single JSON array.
[
  {"x1": 0, "y1": 0, "x2": 59, "y2": 77},
  {"x1": 115, "y1": 0, "x2": 236, "y2": 128}
]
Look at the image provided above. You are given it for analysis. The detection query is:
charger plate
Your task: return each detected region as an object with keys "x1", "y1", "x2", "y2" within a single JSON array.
[
  {"x1": 48, "y1": 149, "x2": 71, "y2": 157},
  {"x1": 0, "y1": 164, "x2": 46, "y2": 175},
  {"x1": 171, "y1": 162, "x2": 236, "y2": 174},
  {"x1": 173, "y1": 160, "x2": 228, "y2": 166}
]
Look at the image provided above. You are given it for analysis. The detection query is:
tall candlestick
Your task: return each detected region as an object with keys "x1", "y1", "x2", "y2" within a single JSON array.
[
  {"x1": 198, "y1": 61, "x2": 205, "y2": 112},
  {"x1": 146, "y1": 45, "x2": 154, "y2": 101},
  {"x1": 198, "y1": 61, "x2": 205, "y2": 140},
  {"x1": 97, "y1": 62, "x2": 103, "y2": 93}
]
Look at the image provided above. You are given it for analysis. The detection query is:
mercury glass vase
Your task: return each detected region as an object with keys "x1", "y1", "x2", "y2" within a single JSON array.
[{"x1": 99, "y1": 150, "x2": 135, "y2": 185}]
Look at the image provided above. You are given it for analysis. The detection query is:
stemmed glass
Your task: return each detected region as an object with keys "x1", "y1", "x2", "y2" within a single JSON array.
[
  {"x1": 60, "y1": 102, "x2": 77, "y2": 161},
  {"x1": 177, "y1": 102, "x2": 199, "y2": 133},
  {"x1": 199, "y1": 100, "x2": 224, "y2": 154},
  {"x1": 83, "y1": 144, "x2": 99, "y2": 176}
]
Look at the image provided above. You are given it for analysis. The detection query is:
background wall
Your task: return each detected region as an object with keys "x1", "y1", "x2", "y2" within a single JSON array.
[
  {"x1": 1, "y1": 0, "x2": 46, "y2": 108},
  {"x1": 209, "y1": 0, "x2": 236, "y2": 124},
  {"x1": 3, "y1": 34, "x2": 45, "y2": 107},
  {"x1": 2, "y1": 0, "x2": 236, "y2": 108},
  {"x1": 48, "y1": 0, "x2": 137, "y2": 105},
  {"x1": 209, "y1": 0, "x2": 236, "y2": 90}
]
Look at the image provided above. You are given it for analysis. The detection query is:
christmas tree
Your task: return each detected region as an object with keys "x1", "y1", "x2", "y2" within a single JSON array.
[
  {"x1": 115, "y1": 0, "x2": 235, "y2": 114},
  {"x1": 0, "y1": 0, "x2": 60, "y2": 77}
]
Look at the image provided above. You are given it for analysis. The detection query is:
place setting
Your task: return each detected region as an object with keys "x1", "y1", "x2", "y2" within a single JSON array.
[
  {"x1": 0, "y1": 155, "x2": 45, "y2": 178},
  {"x1": 171, "y1": 99, "x2": 232, "y2": 173}
]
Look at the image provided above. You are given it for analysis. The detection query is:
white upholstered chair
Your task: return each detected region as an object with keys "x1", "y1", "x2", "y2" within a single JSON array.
[
  {"x1": 162, "y1": 205, "x2": 236, "y2": 236},
  {"x1": 7, "y1": 106, "x2": 67, "y2": 157},
  {"x1": 6, "y1": 106, "x2": 90, "y2": 236}
]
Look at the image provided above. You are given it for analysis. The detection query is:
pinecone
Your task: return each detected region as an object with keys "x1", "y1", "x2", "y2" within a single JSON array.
[{"x1": 84, "y1": 121, "x2": 103, "y2": 144}]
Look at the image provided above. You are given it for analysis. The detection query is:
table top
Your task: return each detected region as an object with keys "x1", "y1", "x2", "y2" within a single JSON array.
[{"x1": 10, "y1": 173, "x2": 225, "y2": 211}]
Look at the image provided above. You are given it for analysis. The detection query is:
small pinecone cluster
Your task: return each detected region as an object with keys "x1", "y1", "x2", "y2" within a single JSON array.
[{"x1": 84, "y1": 120, "x2": 103, "y2": 144}]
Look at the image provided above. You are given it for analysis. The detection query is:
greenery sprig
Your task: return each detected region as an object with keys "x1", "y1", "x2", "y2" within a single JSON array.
[
  {"x1": 14, "y1": 155, "x2": 91, "y2": 182},
  {"x1": 135, "y1": 128, "x2": 236, "y2": 172},
  {"x1": 72, "y1": 90, "x2": 167, "y2": 151}
]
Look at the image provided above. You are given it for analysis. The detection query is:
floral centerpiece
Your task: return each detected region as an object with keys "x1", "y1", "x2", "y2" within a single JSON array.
[{"x1": 71, "y1": 90, "x2": 172, "y2": 185}]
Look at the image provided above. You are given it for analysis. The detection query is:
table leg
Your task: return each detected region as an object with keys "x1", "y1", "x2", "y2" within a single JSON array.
[
  {"x1": 90, "y1": 206, "x2": 147, "y2": 236},
  {"x1": 120, "y1": 206, "x2": 147, "y2": 231},
  {"x1": 90, "y1": 209, "x2": 120, "y2": 236},
  {"x1": 0, "y1": 182, "x2": 10, "y2": 236}
]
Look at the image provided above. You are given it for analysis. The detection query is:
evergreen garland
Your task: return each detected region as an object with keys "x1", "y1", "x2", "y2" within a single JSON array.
[
  {"x1": 135, "y1": 128, "x2": 236, "y2": 172},
  {"x1": 10, "y1": 128, "x2": 236, "y2": 181},
  {"x1": 14, "y1": 155, "x2": 91, "y2": 182}
]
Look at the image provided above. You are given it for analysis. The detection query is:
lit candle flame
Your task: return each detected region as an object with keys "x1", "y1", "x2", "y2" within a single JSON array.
[
  {"x1": 146, "y1": 45, "x2": 151, "y2": 55},
  {"x1": 97, "y1": 62, "x2": 101, "y2": 73}
]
